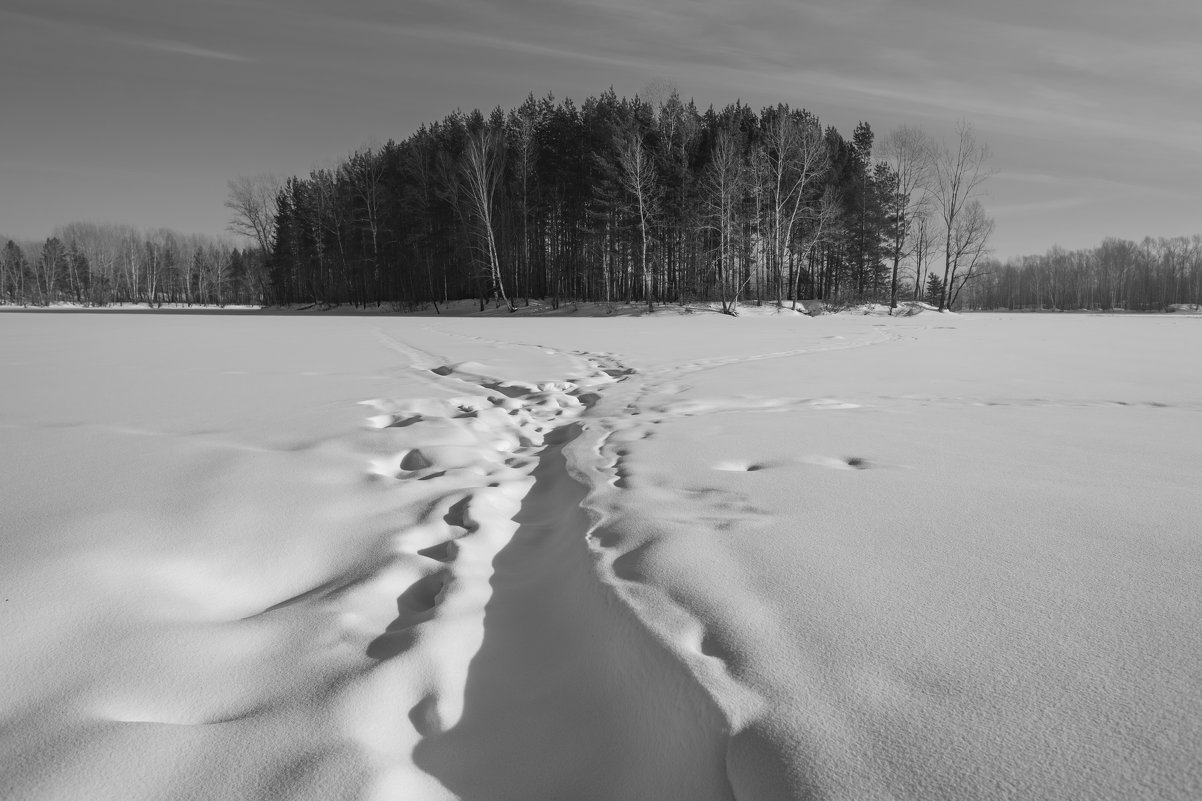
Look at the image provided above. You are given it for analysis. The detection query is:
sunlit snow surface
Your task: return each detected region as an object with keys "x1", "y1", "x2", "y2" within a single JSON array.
[{"x1": 0, "y1": 308, "x2": 1199, "y2": 800}]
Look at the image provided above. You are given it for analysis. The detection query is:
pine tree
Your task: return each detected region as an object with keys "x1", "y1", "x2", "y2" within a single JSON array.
[{"x1": 925, "y1": 272, "x2": 945, "y2": 306}]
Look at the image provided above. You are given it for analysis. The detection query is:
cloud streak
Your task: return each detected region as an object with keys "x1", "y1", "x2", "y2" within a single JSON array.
[{"x1": 122, "y1": 37, "x2": 250, "y2": 63}]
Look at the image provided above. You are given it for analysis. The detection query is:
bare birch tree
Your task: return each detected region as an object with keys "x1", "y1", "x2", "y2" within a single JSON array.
[
  {"x1": 462, "y1": 125, "x2": 513, "y2": 310},
  {"x1": 701, "y1": 127, "x2": 747, "y2": 313},
  {"x1": 616, "y1": 130, "x2": 661, "y2": 311},
  {"x1": 789, "y1": 185, "x2": 840, "y2": 311},
  {"x1": 758, "y1": 106, "x2": 828, "y2": 306}
]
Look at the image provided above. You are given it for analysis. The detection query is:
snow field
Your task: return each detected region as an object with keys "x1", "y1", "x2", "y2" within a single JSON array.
[{"x1": 1, "y1": 310, "x2": 1199, "y2": 800}]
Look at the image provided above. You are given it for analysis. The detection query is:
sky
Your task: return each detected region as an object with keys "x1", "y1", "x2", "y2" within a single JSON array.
[{"x1": 2, "y1": 0, "x2": 1200, "y2": 259}]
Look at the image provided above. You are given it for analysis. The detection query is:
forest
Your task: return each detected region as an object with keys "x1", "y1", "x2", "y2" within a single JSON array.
[
  {"x1": 959, "y1": 237, "x2": 1202, "y2": 311},
  {"x1": 1, "y1": 89, "x2": 1199, "y2": 312},
  {"x1": 0, "y1": 224, "x2": 261, "y2": 308}
]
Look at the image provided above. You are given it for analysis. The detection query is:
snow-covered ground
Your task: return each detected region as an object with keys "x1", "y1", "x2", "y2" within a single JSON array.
[{"x1": 1, "y1": 309, "x2": 1198, "y2": 800}]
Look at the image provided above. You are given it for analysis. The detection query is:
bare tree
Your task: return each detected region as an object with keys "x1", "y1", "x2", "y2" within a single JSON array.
[
  {"x1": 224, "y1": 174, "x2": 281, "y2": 255},
  {"x1": 947, "y1": 199, "x2": 995, "y2": 307},
  {"x1": 461, "y1": 125, "x2": 513, "y2": 311},
  {"x1": 117, "y1": 229, "x2": 142, "y2": 303},
  {"x1": 933, "y1": 121, "x2": 993, "y2": 310},
  {"x1": 143, "y1": 231, "x2": 164, "y2": 305},
  {"x1": 615, "y1": 129, "x2": 661, "y2": 311},
  {"x1": 879, "y1": 126, "x2": 935, "y2": 313},
  {"x1": 789, "y1": 185, "x2": 840, "y2": 311},
  {"x1": 910, "y1": 210, "x2": 939, "y2": 303},
  {"x1": 701, "y1": 127, "x2": 747, "y2": 313},
  {"x1": 55, "y1": 222, "x2": 121, "y2": 302},
  {"x1": 758, "y1": 106, "x2": 829, "y2": 306},
  {"x1": 202, "y1": 243, "x2": 232, "y2": 306}
]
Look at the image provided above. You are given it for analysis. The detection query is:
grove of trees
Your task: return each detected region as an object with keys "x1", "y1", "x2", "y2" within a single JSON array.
[{"x1": 243, "y1": 91, "x2": 996, "y2": 313}]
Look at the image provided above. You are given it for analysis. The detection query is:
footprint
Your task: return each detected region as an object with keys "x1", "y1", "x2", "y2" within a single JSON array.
[
  {"x1": 442, "y1": 495, "x2": 475, "y2": 531},
  {"x1": 397, "y1": 572, "x2": 446, "y2": 614},
  {"x1": 699, "y1": 631, "x2": 727, "y2": 660},
  {"x1": 589, "y1": 526, "x2": 626, "y2": 550},
  {"x1": 803, "y1": 455, "x2": 878, "y2": 471},
  {"x1": 484, "y1": 381, "x2": 535, "y2": 399},
  {"x1": 400, "y1": 449, "x2": 432, "y2": 471},
  {"x1": 409, "y1": 693, "x2": 445, "y2": 736},
  {"x1": 366, "y1": 572, "x2": 448, "y2": 660},
  {"x1": 393, "y1": 415, "x2": 424, "y2": 428},
  {"x1": 418, "y1": 540, "x2": 457, "y2": 563},
  {"x1": 365, "y1": 627, "x2": 418, "y2": 661},
  {"x1": 611, "y1": 543, "x2": 652, "y2": 582},
  {"x1": 713, "y1": 461, "x2": 767, "y2": 472},
  {"x1": 574, "y1": 391, "x2": 602, "y2": 407}
]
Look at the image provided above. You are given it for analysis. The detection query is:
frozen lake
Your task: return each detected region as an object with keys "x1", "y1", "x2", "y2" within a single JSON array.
[{"x1": 1, "y1": 309, "x2": 1199, "y2": 800}]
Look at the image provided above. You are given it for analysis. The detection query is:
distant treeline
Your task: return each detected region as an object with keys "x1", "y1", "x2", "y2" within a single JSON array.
[
  {"x1": 0, "y1": 223, "x2": 263, "y2": 307},
  {"x1": 959, "y1": 237, "x2": 1202, "y2": 311}
]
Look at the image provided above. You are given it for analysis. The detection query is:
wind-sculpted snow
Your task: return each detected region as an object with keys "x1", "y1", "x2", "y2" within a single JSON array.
[{"x1": 0, "y1": 311, "x2": 1199, "y2": 800}]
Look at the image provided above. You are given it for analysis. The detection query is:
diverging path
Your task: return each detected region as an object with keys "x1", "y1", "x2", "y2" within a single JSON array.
[{"x1": 341, "y1": 348, "x2": 738, "y2": 801}]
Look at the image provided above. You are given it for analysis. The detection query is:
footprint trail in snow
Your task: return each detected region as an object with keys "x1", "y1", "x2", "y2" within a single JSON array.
[
  {"x1": 339, "y1": 324, "x2": 897, "y2": 799},
  {"x1": 331, "y1": 340, "x2": 746, "y2": 801}
]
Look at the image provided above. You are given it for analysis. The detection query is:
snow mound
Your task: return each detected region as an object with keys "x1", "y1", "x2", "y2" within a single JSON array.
[
  {"x1": 822, "y1": 300, "x2": 943, "y2": 316},
  {"x1": 473, "y1": 300, "x2": 802, "y2": 318}
]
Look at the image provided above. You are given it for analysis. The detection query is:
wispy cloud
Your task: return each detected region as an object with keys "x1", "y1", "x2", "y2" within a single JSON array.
[
  {"x1": 377, "y1": 23, "x2": 658, "y2": 73},
  {"x1": 121, "y1": 37, "x2": 250, "y2": 63},
  {"x1": 1, "y1": 6, "x2": 252, "y2": 63}
]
